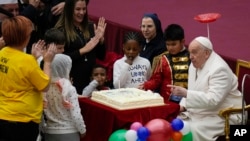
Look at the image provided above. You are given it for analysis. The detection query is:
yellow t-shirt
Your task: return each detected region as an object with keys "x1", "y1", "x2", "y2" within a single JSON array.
[{"x1": 0, "y1": 47, "x2": 50, "y2": 123}]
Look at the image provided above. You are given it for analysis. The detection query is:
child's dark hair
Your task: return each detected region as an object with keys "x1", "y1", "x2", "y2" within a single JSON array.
[
  {"x1": 44, "y1": 28, "x2": 65, "y2": 45},
  {"x1": 92, "y1": 64, "x2": 107, "y2": 74},
  {"x1": 163, "y1": 24, "x2": 184, "y2": 41},
  {"x1": 123, "y1": 31, "x2": 143, "y2": 47}
]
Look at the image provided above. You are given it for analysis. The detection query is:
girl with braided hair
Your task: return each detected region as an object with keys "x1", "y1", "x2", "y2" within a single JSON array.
[{"x1": 113, "y1": 31, "x2": 151, "y2": 89}]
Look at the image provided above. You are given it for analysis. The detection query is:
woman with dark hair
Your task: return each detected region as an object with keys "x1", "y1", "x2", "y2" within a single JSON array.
[
  {"x1": 140, "y1": 13, "x2": 166, "y2": 65},
  {"x1": 0, "y1": 15, "x2": 56, "y2": 141},
  {"x1": 55, "y1": 0, "x2": 106, "y2": 94}
]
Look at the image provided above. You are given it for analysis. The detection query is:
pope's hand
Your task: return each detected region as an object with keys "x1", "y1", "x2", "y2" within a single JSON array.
[{"x1": 167, "y1": 85, "x2": 187, "y2": 98}]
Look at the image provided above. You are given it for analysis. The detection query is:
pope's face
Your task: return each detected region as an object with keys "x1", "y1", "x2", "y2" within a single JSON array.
[{"x1": 188, "y1": 40, "x2": 210, "y2": 69}]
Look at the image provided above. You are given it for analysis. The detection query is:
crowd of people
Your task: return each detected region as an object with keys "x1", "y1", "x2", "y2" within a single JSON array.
[{"x1": 0, "y1": 0, "x2": 245, "y2": 141}]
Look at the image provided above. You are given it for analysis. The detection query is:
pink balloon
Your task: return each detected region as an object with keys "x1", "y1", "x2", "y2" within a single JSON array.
[
  {"x1": 145, "y1": 119, "x2": 173, "y2": 141},
  {"x1": 130, "y1": 122, "x2": 143, "y2": 131}
]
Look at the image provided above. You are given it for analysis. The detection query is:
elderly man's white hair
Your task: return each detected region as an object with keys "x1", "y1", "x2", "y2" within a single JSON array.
[
  {"x1": 51, "y1": 54, "x2": 72, "y2": 82},
  {"x1": 0, "y1": 0, "x2": 18, "y2": 4},
  {"x1": 194, "y1": 36, "x2": 213, "y2": 50}
]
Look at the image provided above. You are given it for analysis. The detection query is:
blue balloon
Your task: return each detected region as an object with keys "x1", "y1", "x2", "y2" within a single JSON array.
[
  {"x1": 137, "y1": 139, "x2": 146, "y2": 141},
  {"x1": 171, "y1": 118, "x2": 184, "y2": 131},
  {"x1": 137, "y1": 127, "x2": 150, "y2": 140}
]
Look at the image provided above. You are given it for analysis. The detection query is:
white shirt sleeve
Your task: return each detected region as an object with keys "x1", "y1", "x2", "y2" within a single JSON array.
[
  {"x1": 82, "y1": 80, "x2": 98, "y2": 97},
  {"x1": 113, "y1": 59, "x2": 130, "y2": 88}
]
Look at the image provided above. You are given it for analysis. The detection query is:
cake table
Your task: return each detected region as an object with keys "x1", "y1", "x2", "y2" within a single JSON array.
[{"x1": 78, "y1": 98, "x2": 180, "y2": 141}]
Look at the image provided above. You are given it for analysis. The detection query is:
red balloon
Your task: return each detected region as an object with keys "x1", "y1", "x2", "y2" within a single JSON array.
[{"x1": 145, "y1": 119, "x2": 173, "y2": 141}]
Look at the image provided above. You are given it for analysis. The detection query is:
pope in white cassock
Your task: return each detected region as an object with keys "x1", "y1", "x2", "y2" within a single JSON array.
[{"x1": 168, "y1": 36, "x2": 244, "y2": 141}]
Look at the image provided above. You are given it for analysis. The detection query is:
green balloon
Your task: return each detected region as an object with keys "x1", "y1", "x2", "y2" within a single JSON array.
[
  {"x1": 108, "y1": 129, "x2": 127, "y2": 141},
  {"x1": 182, "y1": 132, "x2": 193, "y2": 141}
]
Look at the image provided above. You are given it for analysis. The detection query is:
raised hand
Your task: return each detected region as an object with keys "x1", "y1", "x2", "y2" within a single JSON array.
[
  {"x1": 43, "y1": 43, "x2": 57, "y2": 63},
  {"x1": 28, "y1": 0, "x2": 40, "y2": 8},
  {"x1": 51, "y1": 2, "x2": 65, "y2": 16},
  {"x1": 31, "y1": 40, "x2": 45, "y2": 59},
  {"x1": 79, "y1": 36, "x2": 100, "y2": 54},
  {"x1": 94, "y1": 17, "x2": 107, "y2": 41}
]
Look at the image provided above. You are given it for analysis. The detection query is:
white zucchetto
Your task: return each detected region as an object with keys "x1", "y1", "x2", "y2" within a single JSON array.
[
  {"x1": 194, "y1": 36, "x2": 213, "y2": 50},
  {"x1": 0, "y1": 0, "x2": 18, "y2": 4}
]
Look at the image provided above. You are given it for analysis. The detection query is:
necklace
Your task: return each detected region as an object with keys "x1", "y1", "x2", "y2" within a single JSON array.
[{"x1": 75, "y1": 26, "x2": 88, "y2": 62}]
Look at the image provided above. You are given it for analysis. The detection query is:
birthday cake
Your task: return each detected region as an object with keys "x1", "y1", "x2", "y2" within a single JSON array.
[{"x1": 91, "y1": 88, "x2": 165, "y2": 110}]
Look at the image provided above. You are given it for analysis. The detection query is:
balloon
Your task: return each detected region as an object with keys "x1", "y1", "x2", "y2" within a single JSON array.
[
  {"x1": 137, "y1": 127, "x2": 150, "y2": 140},
  {"x1": 108, "y1": 129, "x2": 127, "y2": 141},
  {"x1": 136, "y1": 139, "x2": 146, "y2": 141},
  {"x1": 130, "y1": 122, "x2": 143, "y2": 131},
  {"x1": 180, "y1": 121, "x2": 191, "y2": 135},
  {"x1": 182, "y1": 132, "x2": 193, "y2": 141},
  {"x1": 171, "y1": 118, "x2": 184, "y2": 131},
  {"x1": 145, "y1": 118, "x2": 173, "y2": 141},
  {"x1": 171, "y1": 131, "x2": 183, "y2": 141},
  {"x1": 125, "y1": 130, "x2": 138, "y2": 141}
]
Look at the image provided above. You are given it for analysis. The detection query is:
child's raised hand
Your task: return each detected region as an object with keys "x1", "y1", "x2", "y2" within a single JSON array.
[
  {"x1": 31, "y1": 40, "x2": 45, "y2": 59},
  {"x1": 43, "y1": 43, "x2": 57, "y2": 63}
]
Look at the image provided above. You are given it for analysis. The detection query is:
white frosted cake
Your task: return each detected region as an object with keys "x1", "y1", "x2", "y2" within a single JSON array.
[{"x1": 91, "y1": 88, "x2": 165, "y2": 110}]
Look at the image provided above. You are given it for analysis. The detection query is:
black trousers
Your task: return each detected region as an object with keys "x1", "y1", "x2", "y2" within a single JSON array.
[{"x1": 0, "y1": 119, "x2": 39, "y2": 141}]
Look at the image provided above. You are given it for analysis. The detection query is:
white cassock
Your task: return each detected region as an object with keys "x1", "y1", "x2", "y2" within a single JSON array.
[{"x1": 179, "y1": 51, "x2": 244, "y2": 141}]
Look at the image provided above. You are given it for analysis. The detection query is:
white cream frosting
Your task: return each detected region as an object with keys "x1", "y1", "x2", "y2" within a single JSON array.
[{"x1": 91, "y1": 88, "x2": 165, "y2": 110}]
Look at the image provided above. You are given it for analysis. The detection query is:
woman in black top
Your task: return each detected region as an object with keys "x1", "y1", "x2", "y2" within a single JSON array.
[{"x1": 55, "y1": 0, "x2": 106, "y2": 94}]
